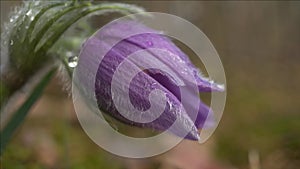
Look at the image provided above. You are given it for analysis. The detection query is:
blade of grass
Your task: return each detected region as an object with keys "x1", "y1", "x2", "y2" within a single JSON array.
[{"x1": 0, "y1": 67, "x2": 57, "y2": 155}]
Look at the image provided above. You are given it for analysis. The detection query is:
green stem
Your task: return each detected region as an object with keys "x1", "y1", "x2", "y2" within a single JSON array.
[{"x1": 0, "y1": 67, "x2": 57, "y2": 155}]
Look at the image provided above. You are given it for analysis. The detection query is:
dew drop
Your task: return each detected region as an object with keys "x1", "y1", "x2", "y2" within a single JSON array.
[
  {"x1": 167, "y1": 101, "x2": 173, "y2": 111},
  {"x1": 10, "y1": 40, "x2": 14, "y2": 45},
  {"x1": 202, "y1": 77, "x2": 210, "y2": 82},
  {"x1": 13, "y1": 15, "x2": 18, "y2": 20},
  {"x1": 67, "y1": 55, "x2": 78, "y2": 68},
  {"x1": 9, "y1": 18, "x2": 14, "y2": 23},
  {"x1": 26, "y1": 9, "x2": 32, "y2": 16},
  {"x1": 216, "y1": 84, "x2": 225, "y2": 90},
  {"x1": 146, "y1": 41, "x2": 153, "y2": 47},
  {"x1": 34, "y1": 1, "x2": 40, "y2": 6},
  {"x1": 150, "y1": 82, "x2": 157, "y2": 89}
]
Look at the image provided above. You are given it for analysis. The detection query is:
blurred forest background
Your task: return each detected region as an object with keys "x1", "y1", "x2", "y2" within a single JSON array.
[{"x1": 1, "y1": 1, "x2": 300, "y2": 169}]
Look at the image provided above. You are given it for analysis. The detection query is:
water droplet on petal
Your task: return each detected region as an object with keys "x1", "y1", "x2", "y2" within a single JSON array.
[
  {"x1": 150, "y1": 82, "x2": 157, "y2": 89},
  {"x1": 146, "y1": 41, "x2": 153, "y2": 47},
  {"x1": 68, "y1": 55, "x2": 78, "y2": 68},
  {"x1": 216, "y1": 84, "x2": 225, "y2": 90},
  {"x1": 202, "y1": 77, "x2": 210, "y2": 82},
  {"x1": 167, "y1": 101, "x2": 173, "y2": 111}
]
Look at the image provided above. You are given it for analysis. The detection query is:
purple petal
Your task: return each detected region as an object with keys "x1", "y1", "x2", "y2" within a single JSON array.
[
  {"x1": 149, "y1": 72, "x2": 213, "y2": 129},
  {"x1": 94, "y1": 41, "x2": 200, "y2": 140},
  {"x1": 95, "y1": 20, "x2": 224, "y2": 92},
  {"x1": 77, "y1": 20, "x2": 223, "y2": 140}
]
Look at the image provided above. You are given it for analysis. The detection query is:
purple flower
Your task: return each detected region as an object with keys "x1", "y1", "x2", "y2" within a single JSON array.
[{"x1": 77, "y1": 20, "x2": 223, "y2": 141}]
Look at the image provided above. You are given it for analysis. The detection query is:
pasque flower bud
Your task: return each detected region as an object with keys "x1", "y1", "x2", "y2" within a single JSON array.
[{"x1": 77, "y1": 20, "x2": 224, "y2": 140}]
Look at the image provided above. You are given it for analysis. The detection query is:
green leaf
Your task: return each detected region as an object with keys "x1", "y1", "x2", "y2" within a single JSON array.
[
  {"x1": 1, "y1": 0, "x2": 145, "y2": 106},
  {"x1": 35, "y1": 2, "x2": 145, "y2": 58},
  {"x1": 25, "y1": 2, "x2": 66, "y2": 40},
  {"x1": 30, "y1": 2, "x2": 90, "y2": 50},
  {"x1": 0, "y1": 67, "x2": 57, "y2": 155}
]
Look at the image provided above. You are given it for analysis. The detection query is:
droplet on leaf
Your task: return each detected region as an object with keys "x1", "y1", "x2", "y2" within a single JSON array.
[
  {"x1": 67, "y1": 55, "x2": 78, "y2": 68},
  {"x1": 26, "y1": 9, "x2": 32, "y2": 16}
]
